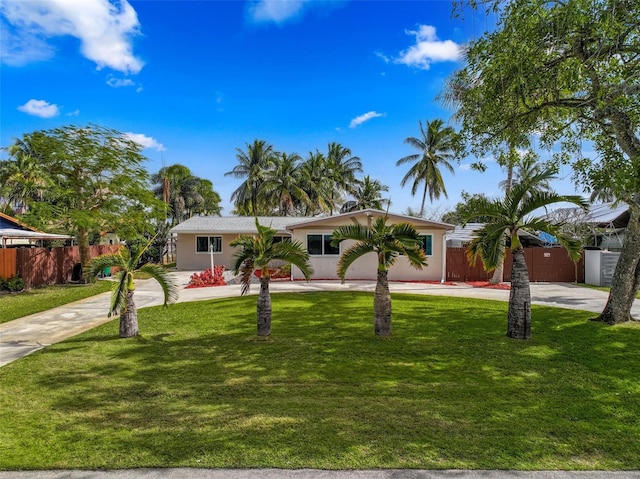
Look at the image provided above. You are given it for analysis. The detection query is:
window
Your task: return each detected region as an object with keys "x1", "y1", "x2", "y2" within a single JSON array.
[
  {"x1": 272, "y1": 236, "x2": 291, "y2": 244},
  {"x1": 420, "y1": 235, "x2": 433, "y2": 256},
  {"x1": 307, "y1": 234, "x2": 339, "y2": 255},
  {"x1": 196, "y1": 236, "x2": 222, "y2": 253}
]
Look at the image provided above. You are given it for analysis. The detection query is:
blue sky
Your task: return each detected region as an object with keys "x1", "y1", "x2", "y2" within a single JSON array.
[{"x1": 1, "y1": 0, "x2": 581, "y2": 216}]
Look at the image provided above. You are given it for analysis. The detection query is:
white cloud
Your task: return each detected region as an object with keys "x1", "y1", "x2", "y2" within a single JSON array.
[
  {"x1": 106, "y1": 76, "x2": 135, "y2": 88},
  {"x1": 395, "y1": 25, "x2": 461, "y2": 70},
  {"x1": 246, "y1": 0, "x2": 344, "y2": 25},
  {"x1": 459, "y1": 163, "x2": 471, "y2": 171},
  {"x1": 67, "y1": 109, "x2": 80, "y2": 117},
  {"x1": 1, "y1": 0, "x2": 144, "y2": 74},
  {"x1": 247, "y1": 0, "x2": 305, "y2": 24},
  {"x1": 17, "y1": 99, "x2": 60, "y2": 118},
  {"x1": 124, "y1": 132, "x2": 165, "y2": 152},
  {"x1": 349, "y1": 111, "x2": 384, "y2": 129}
]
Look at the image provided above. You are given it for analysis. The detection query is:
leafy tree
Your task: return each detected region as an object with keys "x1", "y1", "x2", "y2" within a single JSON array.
[
  {"x1": 88, "y1": 241, "x2": 179, "y2": 338},
  {"x1": 4, "y1": 124, "x2": 163, "y2": 280},
  {"x1": 226, "y1": 140, "x2": 276, "y2": 216},
  {"x1": 230, "y1": 219, "x2": 313, "y2": 337},
  {"x1": 260, "y1": 152, "x2": 310, "y2": 216},
  {"x1": 396, "y1": 119, "x2": 456, "y2": 218},
  {"x1": 440, "y1": 192, "x2": 490, "y2": 225},
  {"x1": 151, "y1": 164, "x2": 221, "y2": 224},
  {"x1": 447, "y1": 0, "x2": 640, "y2": 323},
  {"x1": 466, "y1": 175, "x2": 586, "y2": 339},
  {"x1": 340, "y1": 175, "x2": 389, "y2": 213},
  {"x1": 331, "y1": 215, "x2": 427, "y2": 336}
]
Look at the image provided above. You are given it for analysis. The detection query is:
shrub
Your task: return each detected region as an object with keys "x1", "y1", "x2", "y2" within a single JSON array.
[
  {"x1": 6, "y1": 276, "x2": 26, "y2": 292},
  {"x1": 186, "y1": 266, "x2": 226, "y2": 288},
  {"x1": 0, "y1": 277, "x2": 7, "y2": 291}
]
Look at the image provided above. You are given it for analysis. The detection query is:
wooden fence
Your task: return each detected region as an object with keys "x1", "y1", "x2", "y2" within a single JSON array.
[
  {"x1": 0, "y1": 245, "x2": 120, "y2": 289},
  {"x1": 446, "y1": 247, "x2": 585, "y2": 283}
]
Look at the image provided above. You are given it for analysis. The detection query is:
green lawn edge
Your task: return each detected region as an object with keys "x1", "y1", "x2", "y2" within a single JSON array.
[
  {"x1": 1, "y1": 291, "x2": 638, "y2": 470},
  {"x1": 0, "y1": 280, "x2": 113, "y2": 325}
]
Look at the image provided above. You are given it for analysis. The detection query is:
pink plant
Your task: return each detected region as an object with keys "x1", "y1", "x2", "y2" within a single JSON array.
[{"x1": 186, "y1": 265, "x2": 226, "y2": 288}]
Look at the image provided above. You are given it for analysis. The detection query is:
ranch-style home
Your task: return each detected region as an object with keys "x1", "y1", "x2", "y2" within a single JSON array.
[{"x1": 169, "y1": 209, "x2": 455, "y2": 282}]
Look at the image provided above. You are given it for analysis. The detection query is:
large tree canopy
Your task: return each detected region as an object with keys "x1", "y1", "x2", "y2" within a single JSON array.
[
  {"x1": 4, "y1": 124, "x2": 163, "y2": 278},
  {"x1": 447, "y1": 0, "x2": 640, "y2": 323}
]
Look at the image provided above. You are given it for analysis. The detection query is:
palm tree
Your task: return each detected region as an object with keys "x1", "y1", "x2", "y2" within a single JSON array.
[
  {"x1": 330, "y1": 215, "x2": 427, "y2": 336},
  {"x1": 326, "y1": 142, "x2": 362, "y2": 214},
  {"x1": 340, "y1": 176, "x2": 389, "y2": 213},
  {"x1": 230, "y1": 218, "x2": 313, "y2": 337},
  {"x1": 300, "y1": 150, "x2": 334, "y2": 215},
  {"x1": 396, "y1": 119, "x2": 456, "y2": 217},
  {"x1": 88, "y1": 241, "x2": 179, "y2": 338},
  {"x1": 260, "y1": 152, "x2": 310, "y2": 216},
  {"x1": 225, "y1": 140, "x2": 276, "y2": 216},
  {"x1": 0, "y1": 154, "x2": 52, "y2": 214},
  {"x1": 466, "y1": 174, "x2": 586, "y2": 340}
]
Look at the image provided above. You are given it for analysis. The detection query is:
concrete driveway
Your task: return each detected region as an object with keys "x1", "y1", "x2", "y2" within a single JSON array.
[{"x1": 1, "y1": 272, "x2": 638, "y2": 367}]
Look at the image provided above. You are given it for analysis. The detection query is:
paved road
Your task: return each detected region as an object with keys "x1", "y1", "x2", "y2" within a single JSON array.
[
  {"x1": 1, "y1": 272, "x2": 639, "y2": 367},
  {"x1": 0, "y1": 469, "x2": 638, "y2": 479}
]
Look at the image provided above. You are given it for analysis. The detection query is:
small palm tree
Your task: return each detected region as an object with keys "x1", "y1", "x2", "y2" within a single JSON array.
[
  {"x1": 88, "y1": 241, "x2": 179, "y2": 338},
  {"x1": 331, "y1": 215, "x2": 427, "y2": 336},
  {"x1": 466, "y1": 179, "x2": 587, "y2": 340},
  {"x1": 230, "y1": 218, "x2": 313, "y2": 337}
]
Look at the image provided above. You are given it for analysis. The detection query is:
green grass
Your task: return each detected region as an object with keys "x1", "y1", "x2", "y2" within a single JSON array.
[
  {"x1": 1, "y1": 292, "x2": 639, "y2": 470},
  {"x1": 0, "y1": 280, "x2": 113, "y2": 324}
]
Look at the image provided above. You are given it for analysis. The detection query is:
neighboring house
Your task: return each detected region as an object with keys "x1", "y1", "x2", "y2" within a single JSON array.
[
  {"x1": 446, "y1": 223, "x2": 546, "y2": 248},
  {"x1": 170, "y1": 210, "x2": 454, "y2": 282},
  {"x1": 0, "y1": 212, "x2": 73, "y2": 248}
]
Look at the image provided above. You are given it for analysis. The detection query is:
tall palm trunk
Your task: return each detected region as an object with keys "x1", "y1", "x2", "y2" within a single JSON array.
[
  {"x1": 507, "y1": 247, "x2": 531, "y2": 340},
  {"x1": 593, "y1": 203, "x2": 640, "y2": 324},
  {"x1": 119, "y1": 291, "x2": 138, "y2": 338},
  {"x1": 257, "y1": 276, "x2": 272, "y2": 336},
  {"x1": 374, "y1": 270, "x2": 392, "y2": 336}
]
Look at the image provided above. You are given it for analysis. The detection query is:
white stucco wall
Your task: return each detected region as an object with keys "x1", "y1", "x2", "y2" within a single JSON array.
[
  {"x1": 290, "y1": 219, "x2": 447, "y2": 281},
  {"x1": 175, "y1": 233, "x2": 243, "y2": 271}
]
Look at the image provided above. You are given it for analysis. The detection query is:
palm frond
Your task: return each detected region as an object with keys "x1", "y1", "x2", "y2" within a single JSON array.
[
  {"x1": 330, "y1": 223, "x2": 371, "y2": 245},
  {"x1": 109, "y1": 271, "x2": 129, "y2": 317},
  {"x1": 336, "y1": 243, "x2": 374, "y2": 281},
  {"x1": 272, "y1": 240, "x2": 314, "y2": 280},
  {"x1": 139, "y1": 263, "x2": 179, "y2": 307},
  {"x1": 238, "y1": 257, "x2": 255, "y2": 296},
  {"x1": 87, "y1": 253, "x2": 125, "y2": 280}
]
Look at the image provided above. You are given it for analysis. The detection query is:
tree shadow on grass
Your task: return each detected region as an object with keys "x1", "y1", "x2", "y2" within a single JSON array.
[{"x1": 3, "y1": 292, "x2": 638, "y2": 469}]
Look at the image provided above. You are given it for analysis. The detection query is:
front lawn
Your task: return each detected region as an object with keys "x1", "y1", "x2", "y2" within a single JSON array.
[
  {"x1": 0, "y1": 280, "x2": 113, "y2": 325},
  {"x1": 1, "y1": 292, "x2": 638, "y2": 470}
]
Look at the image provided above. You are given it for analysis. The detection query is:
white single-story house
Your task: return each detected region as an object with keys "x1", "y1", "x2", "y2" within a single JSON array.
[{"x1": 169, "y1": 209, "x2": 455, "y2": 282}]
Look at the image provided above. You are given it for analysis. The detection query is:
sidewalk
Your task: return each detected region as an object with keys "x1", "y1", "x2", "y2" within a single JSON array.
[
  {"x1": 0, "y1": 468, "x2": 638, "y2": 479},
  {"x1": 1, "y1": 272, "x2": 638, "y2": 367}
]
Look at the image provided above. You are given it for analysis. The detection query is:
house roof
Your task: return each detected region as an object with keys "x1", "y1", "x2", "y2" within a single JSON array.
[
  {"x1": 585, "y1": 202, "x2": 629, "y2": 228},
  {"x1": 286, "y1": 209, "x2": 455, "y2": 230},
  {"x1": 169, "y1": 216, "x2": 293, "y2": 235},
  {"x1": 0, "y1": 212, "x2": 39, "y2": 232},
  {"x1": 169, "y1": 210, "x2": 455, "y2": 235},
  {"x1": 446, "y1": 223, "x2": 545, "y2": 246},
  {"x1": 0, "y1": 212, "x2": 74, "y2": 245},
  {"x1": 0, "y1": 229, "x2": 74, "y2": 242}
]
